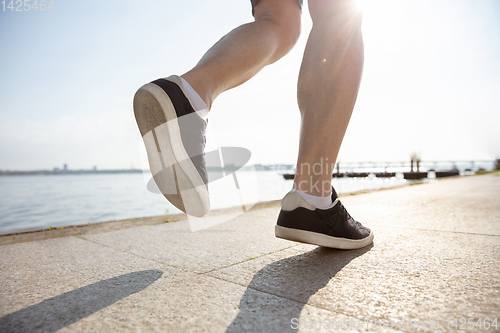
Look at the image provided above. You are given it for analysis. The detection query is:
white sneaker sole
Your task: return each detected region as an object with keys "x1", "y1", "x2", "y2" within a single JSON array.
[
  {"x1": 133, "y1": 78, "x2": 209, "y2": 217},
  {"x1": 275, "y1": 225, "x2": 374, "y2": 250}
]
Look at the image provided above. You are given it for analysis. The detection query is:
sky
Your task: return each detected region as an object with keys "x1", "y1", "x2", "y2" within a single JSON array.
[{"x1": 0, "y1": 0, "x2": 499, "y2": 171}]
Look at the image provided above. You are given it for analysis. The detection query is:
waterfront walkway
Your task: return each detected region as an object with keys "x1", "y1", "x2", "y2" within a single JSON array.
[{"x1": 1, "y1": 173, "x2": 499, "y2": 332}]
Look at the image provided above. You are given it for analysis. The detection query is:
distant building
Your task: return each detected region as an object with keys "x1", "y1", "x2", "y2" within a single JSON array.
[
  {"x1": 93, "y1": 166, "x2": 97, "y2": 171},
  {"x1": 63, "y1": 164, "x2": 68, "y2": 171}
]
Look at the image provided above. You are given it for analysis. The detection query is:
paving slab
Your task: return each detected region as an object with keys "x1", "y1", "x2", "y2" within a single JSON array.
[
  {"x1": 210, "y1": 229, "x2": 500, "y2": 325},
  {"x1": 341, "y1": 174, "x2": 500, "y2": 235},
  {"x1": 0, "y1": 173, "x2": 499, "y2": 332},
  {"x1": 59, "y1": 271, "x2": 356, "y2": 333},
  {"x1": 0, "y1": 236, "x2": 171, "y2": 332},
  {"x1": 79, "y1": 207, "x2": 295, "y2": 274},
  {"x1": 0, "y1": 237, "x2": 357, "y2": 332}
]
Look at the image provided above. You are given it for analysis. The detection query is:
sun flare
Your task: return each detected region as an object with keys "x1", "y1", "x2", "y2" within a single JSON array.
[{"x1": 355, "y1": 0, "x2": 369, "y2": 12}]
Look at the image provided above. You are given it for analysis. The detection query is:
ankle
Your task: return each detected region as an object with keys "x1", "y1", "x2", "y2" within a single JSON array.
[
  {"x1": 291, "y1": 188, "x2": 332, "y2": 209},
  {"x1": 293, "y1": 176, "x2": 333, "y2": 197},
  {"x1": 180, "y1": 72, "x2": 214, "y2": 110}
]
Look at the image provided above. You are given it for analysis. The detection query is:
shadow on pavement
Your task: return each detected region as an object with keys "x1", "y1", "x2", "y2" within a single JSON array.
[
  {"x1": 226, "y1": 245, "x2": 372, "y2": 332},
  {"x1": 0, "y1": 269, "x2": 163, "y2": 332}
]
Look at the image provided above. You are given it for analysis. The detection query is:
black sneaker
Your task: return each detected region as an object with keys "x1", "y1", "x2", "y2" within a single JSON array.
[
  {"x1": 134, "y1": 75, "x2": 209, "y2": 217},
  {"x1": 275, "y1": 188, "x2": 373, "y2": 249}
]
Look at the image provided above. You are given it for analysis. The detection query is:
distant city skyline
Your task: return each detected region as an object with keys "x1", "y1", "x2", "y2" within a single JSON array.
[
  {"x1": 1, "y1": 0, "x2": 499, "y2": 170},
  {"x1": 2, "y1": 159, "x2": 496, "y2": 174}
]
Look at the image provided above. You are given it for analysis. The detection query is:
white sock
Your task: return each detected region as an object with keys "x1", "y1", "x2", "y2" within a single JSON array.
[
  {"x1": 291, "y1": 188, "x2": 333, "y2": 209},
  {"x1": 179, "y1": 77, "x2": 208, "y2": 120}
]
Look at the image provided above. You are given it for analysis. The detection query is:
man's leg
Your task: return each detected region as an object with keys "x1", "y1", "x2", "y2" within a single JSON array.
[
  {"x1": 276, "y1": 0, "x2": 373, "y2": 249},
  {"x1": 294, "y1": 0, "x2": 364, "y2": 197},
  {"x1": 182, "y1": 0, "x2": 302, "y2": 110},
  {"x1": 135, "y1": 0, "x2": 301, "y2": 216}
]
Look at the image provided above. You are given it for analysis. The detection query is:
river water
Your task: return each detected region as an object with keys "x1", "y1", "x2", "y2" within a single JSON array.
[{"x1": 0, "y1": 170, "x2": 422, "y2": 233}]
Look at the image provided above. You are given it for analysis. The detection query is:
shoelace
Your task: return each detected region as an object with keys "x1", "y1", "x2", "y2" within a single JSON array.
[
  {"x1": 339, "y1": 201, "x2": 363, "y2": 227},
  {"x1": 339, "y1": 201, "x2": 351, "y2": 219}
]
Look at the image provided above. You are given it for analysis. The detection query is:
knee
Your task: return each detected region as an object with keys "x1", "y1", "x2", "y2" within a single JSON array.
[{"x1": 253, "y1": 0, "x2": 302, "y2": 56}]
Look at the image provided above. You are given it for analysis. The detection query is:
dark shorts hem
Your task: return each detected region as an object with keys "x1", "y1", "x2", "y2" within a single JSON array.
[{"x1": 251, "y1": 0, "x2": 303, "y2": 16}]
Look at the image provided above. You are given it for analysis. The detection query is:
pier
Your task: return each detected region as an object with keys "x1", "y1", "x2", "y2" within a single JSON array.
[{"x1": 281, "y1": 160, "x2": 495, "y2": 180}]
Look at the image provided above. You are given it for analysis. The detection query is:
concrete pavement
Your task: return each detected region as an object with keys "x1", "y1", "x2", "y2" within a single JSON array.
[{"x1": 1, "y1": 173, "x2": 499, "y2": 332}]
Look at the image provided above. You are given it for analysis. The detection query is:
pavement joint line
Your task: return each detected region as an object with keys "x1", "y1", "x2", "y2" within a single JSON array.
[
  {"x1": 198, "y1": 244, "x2": 300, "y2": 276},
  {"x1": 363, "y1": 198, "x2": 442, "y2": 225},
  {"x1": 75, "y1": 235, "x2": 178, "y2": 269},
  {"x1": 363, "y1": 186, "x2": 491, "y2": 224},
  {"x1": 205, "y1": 272, "x2": 346, "y2": 317},
  {"x1": 388, "y1": 227, "x2": 500, "y2": 238},
  {"x1": 74, "y1": 233, "x2": 301, "y2": 275}
]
